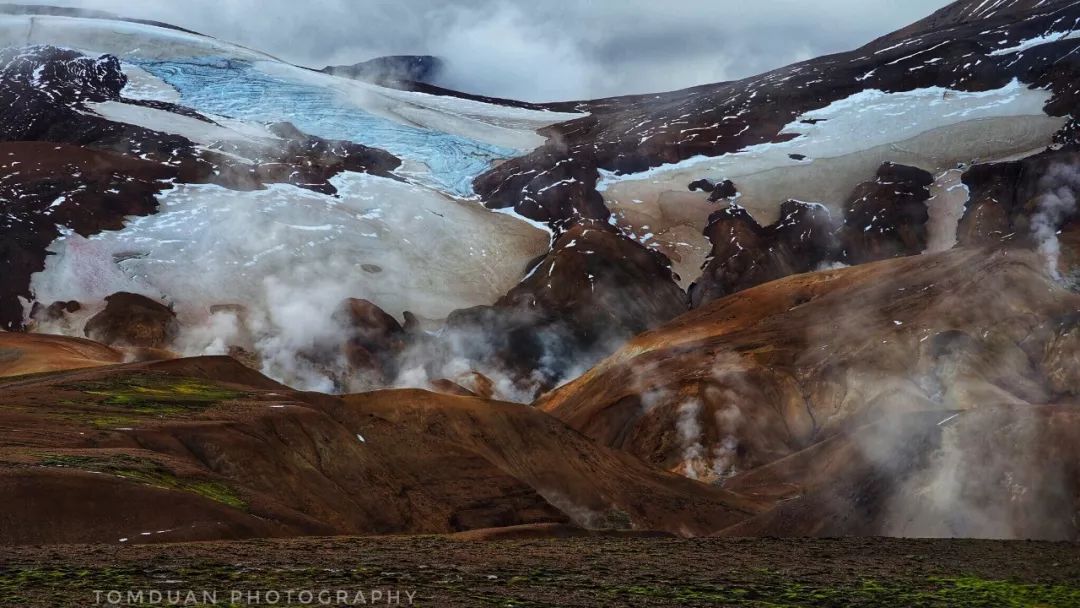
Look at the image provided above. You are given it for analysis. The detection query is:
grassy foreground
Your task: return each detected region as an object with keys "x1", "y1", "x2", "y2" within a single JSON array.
[{"x1": 2, "y1": 536, "x2": 1078, "y2": 607}]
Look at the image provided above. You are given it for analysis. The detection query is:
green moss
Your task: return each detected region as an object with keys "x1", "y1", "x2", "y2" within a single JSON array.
[
  {"x1": 928, "y1": 577, "x2": 1080, "y2": 608},
  {"x1": 611, "y1": 577, "x2": 1080, "y2": 607},
  {"x1": 37, "y1": 453, "x2": 247, "y2": 511},
  {"x1": 0, "y1": 567, "x2": 139, "y2": 596},
  {"x1": 6, "y1": 563, "x2": 1077, "y2": 608},
  {"x1": 66, "y1": 374, "x2": 243, "y2": 416}
]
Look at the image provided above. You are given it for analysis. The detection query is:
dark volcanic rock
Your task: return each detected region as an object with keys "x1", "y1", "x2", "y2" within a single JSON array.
[
  {"x1": 690, "y1": 200, "x2": 837, "y2": 307},
  {"x1": 957, "y1": 149, "x2": 1080, "y2": 280},
  {"x1": 957, "y1": 161, "x2": 1025, "y2": 245},
  {"x1": 334, "y1": 298, "x2": 407, "y2": 382},
  {"x1": 30, "y1": 300, "x2": 81, "y2": 324},
  {"x1": 474, "y1": 150, "x2": 609, "y2": 224},
  {"x1": 839, "y1": 163, "x2": 933, "y2": 265},
  {"x1": 688, "y1": 178, "x2": 738, "y2": 202},
  {"x1": 321, "y1": 55, "x2": 443, "y2": 86},
  {"x1": 84, "y1": 292, "x2": 179, "y2": 348},
  {"x1": 257, "y1": 122, "x2": 401, "y2": 193},
  {"x1": 0, "y1": 141, "x2": 177, "y2": 331},
  {"x1": 440, "y1": 220, "x2": 688, "y2": 390},
  {"x1": 0, "y1": 45, "x2": 125, "y2": 115}
]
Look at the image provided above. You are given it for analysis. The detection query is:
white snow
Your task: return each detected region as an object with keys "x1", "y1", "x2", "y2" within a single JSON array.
[
  {"x1": 86, "y1": 100, "x2": 280, "y2": 156},
  {"x1": 32, "y1": 173, "x2": 547, "y2": 321},
  {"x1": 988, "y1": 29, "x2": 1080, "y2": 56},
  {"x1": 119, "y1": 63, "x2": 182, "y2": 103},
  {"x1": 0, "y1": 13, "x2": 272, "y2": 61},
  {"x1": 30, "y1": 172, "x2": 548, "y2": 390},
  {"x1": 600, "y1": 79, "x2": 1062, "y2": 284},
  {"x1": 600, "y1": 79, "x2": 1062, "y2": 257}
]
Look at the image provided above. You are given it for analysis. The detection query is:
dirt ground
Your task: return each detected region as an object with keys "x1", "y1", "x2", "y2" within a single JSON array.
[{"x1": 2, "y1": 536, "x2": 1079, "y2": 607}]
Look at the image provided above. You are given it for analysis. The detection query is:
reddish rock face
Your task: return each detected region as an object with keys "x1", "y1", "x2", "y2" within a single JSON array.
[
  {"x1": 83, "y1": 292, "x2": 179, "y2": 349},
  {"x1": 0, "y1": 341, "x2": 760, "y2": 544},
  {"x1": 839, "y1": 162, "x2": 933, "y2": 265},
  {"x1": 690, "y1": 200, "x2": 837, "y2": 307},
  {"x1": 541, "y1": 247, "x2": 1080, "y2": 487}
]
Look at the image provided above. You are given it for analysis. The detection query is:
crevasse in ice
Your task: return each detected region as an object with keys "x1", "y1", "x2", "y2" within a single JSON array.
[{"x1": 136, "y1": 57, "x2": 516, "y2": 197}]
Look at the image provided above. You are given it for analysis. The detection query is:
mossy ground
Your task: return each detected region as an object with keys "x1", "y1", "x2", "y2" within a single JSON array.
[
  {"x1": 611, "y1": 577, "x2": 1080, "y2": 607},
  {"x1": 1, "y1": 566, "x2": 1076, "y2": 607},
  {"x1": 35, "y1": 453, "x2": 246, "y2": 510},
  {"x1": 23, "y1": 373, "x2": 250, "y2": 428},
  {"x1": 68, "y1": 374, "x2": 243, "y2": 414},
  {"x1": 2, "y1": 536, "x2": 1078, "y2": 608}
]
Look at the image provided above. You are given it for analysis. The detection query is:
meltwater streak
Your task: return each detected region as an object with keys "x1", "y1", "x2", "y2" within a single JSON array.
[{"x1": 137, "y1": 57, "x2": 517, "y2": 197}]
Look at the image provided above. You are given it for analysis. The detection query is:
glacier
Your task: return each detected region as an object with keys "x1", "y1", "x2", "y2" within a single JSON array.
[{"x1": 136, "y1": 57, "x2": 518, "y2": 196}]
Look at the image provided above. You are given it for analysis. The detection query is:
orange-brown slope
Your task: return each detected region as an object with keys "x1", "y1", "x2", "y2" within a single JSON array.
[
  {"x1": 0, "y1": 349, "x2": 567, "y2": 545},
  {"x1": 538, "y1": 247, "x2": 1080, "y2": 482},
  {"x1": 339, "y1": 389, "x2": 763, "y2": 536},
  {"x1": 719, "y1": 404, "x2": 1080, "y2": 540},
  {"x1": 0, "y1": 333, "x2": 763, "y2": 545},
  {"x1": 0, "y1": 331, "x2": 123, "y2": 377}
]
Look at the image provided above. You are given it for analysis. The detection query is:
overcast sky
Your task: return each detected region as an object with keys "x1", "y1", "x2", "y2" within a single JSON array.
[{"x1": 38, "y1": 0, "x2": 953, "y2": 101}]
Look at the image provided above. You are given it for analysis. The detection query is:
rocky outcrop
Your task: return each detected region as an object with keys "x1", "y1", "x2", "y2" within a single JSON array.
[
  {"x1": 84, "y1": 292, "x2": 179, "y2": 348},
  {"x1": 251, "y1": 122, "x2": 401, "y2": 194},
  {"x1": 953, "y1": 148, "x2": 1080, "y2": 287},
  {"x1": 0, "y1": 141, "x2": 177, "y2": 331},
  {"x1": 688, "y1": 178, "x2": 738, "y2": 202},
  {"x1": 690, "y1": 200, "x2": 837, "y2": 307},
  {"x1": 441, "y1": 219, "x2": 688, "y2": 392},
  {"x1": 955, "y1": 154, "x2": 1074, "y2": 248},
  {"x1": 321, "y1": 55, "x2": 443, "y2": 86},
  {"x1": 334, "y1": 298, "x2": 407, "y2": 383},
  {"x1": 838, "y1": 163, "x2": 933, "y2": 264},
  {"x1": 474, "y1": 150, "x2": 609, "y2": 223}
]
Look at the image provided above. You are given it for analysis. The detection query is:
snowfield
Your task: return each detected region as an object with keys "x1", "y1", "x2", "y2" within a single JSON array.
[
  {"x1": 601, "y1": 79, "x2": 1065, "y2": 283},
  {"x1": 86, "y1": 100, "x2": 282, "y2": 159},
  {"x1": 30, "y1": 172, "x2": 549, "y2": 390},
  {"x1": 31, "y1": 172, "x2": 548, "y2": 323}
]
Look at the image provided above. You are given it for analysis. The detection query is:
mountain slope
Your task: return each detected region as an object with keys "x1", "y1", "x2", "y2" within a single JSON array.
[{"x1": 0, "y1": 334, "x2": 758, "y2": 544}]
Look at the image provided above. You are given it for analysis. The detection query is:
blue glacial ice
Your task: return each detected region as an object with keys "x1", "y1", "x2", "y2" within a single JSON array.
[{"x1": 136, "y1": 57, "x2": 517, "y2": 197}]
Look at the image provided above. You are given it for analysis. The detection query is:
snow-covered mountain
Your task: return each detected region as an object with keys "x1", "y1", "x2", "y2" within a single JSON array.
[
  {"x1": 2, "y1": 0, "x2": 1080, "y2": 543},
  {"x1": 4, "y1": 1, "x2": 1080, "y2": 398}
]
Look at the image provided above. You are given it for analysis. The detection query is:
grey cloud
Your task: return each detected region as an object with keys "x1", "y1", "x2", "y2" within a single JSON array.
[{"x1": 28, "y1": 0, "x2": 950, "y2": 101}]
